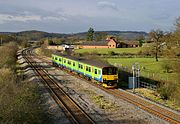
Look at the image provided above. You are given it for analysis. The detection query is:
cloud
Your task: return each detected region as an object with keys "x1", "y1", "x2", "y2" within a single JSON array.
[
  {"x1": 0, "y1": 14, "x2": 41, "y2": 24},
  {"x1": 97, "y1": 1, "x2": 118, "y2": 11},
  {"x1": 42, "y1": 16, "x2": 67, "y2": 21}
]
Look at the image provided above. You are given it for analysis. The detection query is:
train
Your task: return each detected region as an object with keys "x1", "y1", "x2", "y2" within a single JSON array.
[{"x1": 52, "y1": 52, "x2": 118, "y2": 88}]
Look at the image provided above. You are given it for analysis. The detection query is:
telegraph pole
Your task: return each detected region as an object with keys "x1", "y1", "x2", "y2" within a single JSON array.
[
  {"x1": 132, "y1": 64, "x2": 135, "y2": 93},
  {"x1": 132, "y1": 63, "x2": 140, "y2": 93}
]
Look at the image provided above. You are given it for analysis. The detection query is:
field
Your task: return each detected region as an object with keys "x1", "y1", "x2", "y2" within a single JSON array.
[
  {"x1": 75, "y1": 48, "x2": 178, "y2": 82},
  {"x1": 75, "y1": 48, "x2": 142, "y2": 54},
  {"x1": 106, "y1": 57, "x2": 178, "y2": 81}
]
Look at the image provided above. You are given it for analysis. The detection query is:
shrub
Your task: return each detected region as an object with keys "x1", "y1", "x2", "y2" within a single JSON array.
[
  {"x1": 162, "y1": 62, "x2": 173, "y2": 73},
  {"x1": 108, "y1": 51, "x2": 116, "y2": 56}
]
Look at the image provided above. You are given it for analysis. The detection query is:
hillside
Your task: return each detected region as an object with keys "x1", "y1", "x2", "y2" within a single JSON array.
[
  {"x1": 0, "y1": 30, "x2": 148, "y2": 42},
  {"x1": 0, "y1": 30, "x2": 67, "y2": 41},
  {"x1": 68, "y1": 31, "x2": 148, "y2": 40}
]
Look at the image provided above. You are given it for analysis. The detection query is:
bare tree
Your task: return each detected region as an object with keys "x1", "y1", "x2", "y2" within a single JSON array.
[
  {"x1": 174, "y1": 17, "x2": 180, "y2": 46},
  {"x1": 149, "y1": 29, "x2": 164, "y2": 61}
]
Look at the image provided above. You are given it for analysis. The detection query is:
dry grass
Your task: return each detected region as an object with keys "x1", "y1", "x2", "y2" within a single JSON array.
[
  {"x1": 81, "y1": 89, "x2": 118, "y2": 111},
  {"x1": 0, "y1": 43, "x2": 50, "y2": 123},
  {"x1": 135, "y1": 88, "x2": 180, "y2": 111}
]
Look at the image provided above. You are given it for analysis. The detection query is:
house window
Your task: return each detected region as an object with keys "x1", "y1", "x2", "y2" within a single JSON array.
[{"x1": 95, "y1": 69, "x2": 97, "y2": 74}]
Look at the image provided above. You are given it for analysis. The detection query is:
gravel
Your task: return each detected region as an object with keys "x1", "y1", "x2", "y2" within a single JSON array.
[
  {"x1": 33, "y1": 56, "x2": 169, "y2": 124},
  {"x1": 18, "y1": 51, "x2": 72, "y2": 124}
]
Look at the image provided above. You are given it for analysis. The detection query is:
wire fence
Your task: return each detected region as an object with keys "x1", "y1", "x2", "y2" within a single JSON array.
[
  {"x1": 139, "y1": 81, "x2": 157, "y2": 90},
  {"x1": 114, "y1": 63, "x2": 158, "y2": 90}
]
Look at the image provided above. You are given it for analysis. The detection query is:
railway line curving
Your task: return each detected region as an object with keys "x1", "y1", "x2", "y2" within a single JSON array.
[
  {"x1": 23, "y1": 47, "x2": 180, "y2": 124},
  {"x1": 22, "y1": 48, "x2": 95, "y2": 124}
]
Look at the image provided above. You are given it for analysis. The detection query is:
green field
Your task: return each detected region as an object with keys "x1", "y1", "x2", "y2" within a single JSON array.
[
  {"x1": 75, "y1": 48, "x2": 178, "y2": 82},
  {"x1": 75, "y1": 48, "x2": 142, "y2": 54},
  {"x1": 106, "y1": 57, "x2": 178, "y2": 81}
]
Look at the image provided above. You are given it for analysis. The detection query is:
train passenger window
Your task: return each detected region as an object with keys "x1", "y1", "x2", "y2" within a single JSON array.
[
  {"x1": 68, "y1": 61, "x2": 71, "y2": 65},
  {"x1": 81, "y1": 65, "x2": 83, "y2": 69},
  {"x1": 86, "y1": 66, "x2": 88, "y2": 71},
  {"x1": 89, "y1": 67, "x2": 91, "y2": 72},
  {"x1": 59, "y1": 58, "x2": 61, "y2": 61},
  {"x1": 78, "y1": 64, "x2": 81, "y2": 68},
  {"x1": 64, "y1": 60, "x2": 66, "y2": 63},
  {"x1": 55, "y1": 57, "x2": 57, "y2": 60},
  {"x1": 73, "y1": 62, "x2": 75, "y2": 66},
  {"x1": 95, "y1": 69, "x2": 97, "y2": 74}
]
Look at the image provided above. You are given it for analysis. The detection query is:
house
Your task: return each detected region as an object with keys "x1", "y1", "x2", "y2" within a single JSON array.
[
  {"x1": 80, "y1": 37, "x2": 117, "y2": 49},
  {"x1": 47, "y1": 44, "x2": 74, "y2": 51},
  {"x1": 117, "y1": 40, "x2": 139, "y2": 48}
]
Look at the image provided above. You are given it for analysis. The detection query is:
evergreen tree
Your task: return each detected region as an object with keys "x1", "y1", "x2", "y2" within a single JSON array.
[{"x1": 86, "y1": 27, "x2": 94, "y2": 41}]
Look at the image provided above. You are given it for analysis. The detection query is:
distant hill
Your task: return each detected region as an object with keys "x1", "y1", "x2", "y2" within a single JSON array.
[
  {"x1": 15, "y1": 30, "x2": 67, "y2": 41},
  {"x1": 0, "y1": 30, "x2": 148, "y2": 41},
  {"x1": 68, "y1": 31, "x2": 148, "y2": 40},
  {"x1": 0, "y1": 30, "x2": 67, "y2": 41}
]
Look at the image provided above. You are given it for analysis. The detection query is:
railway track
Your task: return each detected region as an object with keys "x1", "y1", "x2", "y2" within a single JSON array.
[
  {"x1": 34, "y1": 51, "x2": 180, "y2": 124},
  {"x1": 22, "y1": 48, "x2": 95, "y2": 124}
]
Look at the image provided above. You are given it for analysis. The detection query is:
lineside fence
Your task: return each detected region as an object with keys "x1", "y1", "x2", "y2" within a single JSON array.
[{"x1": 114, "y1": 63, "x2": 158, "y2": 90}]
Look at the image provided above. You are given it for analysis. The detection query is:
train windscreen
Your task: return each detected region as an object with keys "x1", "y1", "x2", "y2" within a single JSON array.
[{"x1": 102, "y1": 67, "x2": 117, "y2": 75}]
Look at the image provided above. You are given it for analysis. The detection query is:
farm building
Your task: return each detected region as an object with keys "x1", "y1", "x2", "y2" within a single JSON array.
[
  {"x1": 117, "y1": 40, "x2": 139, "y2": 48},
  {"x1": 80, "y1": 37, "x2": 117, "y2": 49},
  {"x1": 47, "y1": 44, "x2": 74, "y2": 51}
]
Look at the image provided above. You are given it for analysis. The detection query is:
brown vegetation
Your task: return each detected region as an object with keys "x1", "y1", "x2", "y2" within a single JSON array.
[{"x1": 0, "y1": 43, "x2": 49, "y2": 123}]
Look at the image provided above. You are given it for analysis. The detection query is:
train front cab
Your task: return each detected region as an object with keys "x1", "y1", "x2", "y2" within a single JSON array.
[{"x1": 102, "y1": 67, "x2": 118, "y2": 88}]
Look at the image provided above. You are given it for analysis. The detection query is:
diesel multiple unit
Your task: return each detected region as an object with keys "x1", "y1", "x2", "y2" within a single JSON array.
[{"x1": 52, "y1": 52, "x2": 118, "y2": 88}]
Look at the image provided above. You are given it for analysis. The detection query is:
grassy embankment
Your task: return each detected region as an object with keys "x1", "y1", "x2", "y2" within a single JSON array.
[{"x1": 0, "y1": 43, "x2": 49, "y2": 123}]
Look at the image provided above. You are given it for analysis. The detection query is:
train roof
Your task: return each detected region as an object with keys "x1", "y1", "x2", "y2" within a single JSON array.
[{"x1": 52, "y1": 52, "x2": 115, "y2": 68}]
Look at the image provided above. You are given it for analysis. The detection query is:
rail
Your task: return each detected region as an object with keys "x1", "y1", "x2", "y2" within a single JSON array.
[{"x1": 22, "y1": 48, "x2": 95, "y2": 124}]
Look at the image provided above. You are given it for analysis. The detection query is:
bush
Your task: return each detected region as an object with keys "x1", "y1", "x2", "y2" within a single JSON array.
[
  {"x1": 157, "y1": 82, "x2": 175, "y2": 100},
  {"x1": 108, "y1": 51, "x2": 116, "y2": 56},
  {"x1": 162, "y1": 62, "x2": 173, "y2": 73},
  {"x1": 0, "y1": 42, "x2": 18, "y2": 69},
  {"x1": 157, "y1": 81, "x2": 180, "y2": 105},
  {"x1": 0, "y1": 43, "x2": 49, "y2": 123}
]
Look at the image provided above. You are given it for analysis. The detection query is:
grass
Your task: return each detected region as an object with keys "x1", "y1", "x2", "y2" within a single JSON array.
[
  {"x1": 135, "y1": 88, "x2": 180, "y2": 111},
  {"x1": 81, "y1": 89, "x2": 118, "y2": 110},
  {"x1": 75, "y1": 47, "x2": 142, "y2": 54},
  {"x1": 75, "y1": 47, "x2": 179, "y2": 81},
  {"x1": 106, "y1": 57, "x2": 179, "y2": 81}
]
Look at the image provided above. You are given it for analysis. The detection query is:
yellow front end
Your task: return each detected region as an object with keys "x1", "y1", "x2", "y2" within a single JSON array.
[
  {"x1": 102, "y1": 75, "x2": 118, "y2": 81},
  {"x1": 102, "y1": 75, "x2": 118, "y2": 88}
]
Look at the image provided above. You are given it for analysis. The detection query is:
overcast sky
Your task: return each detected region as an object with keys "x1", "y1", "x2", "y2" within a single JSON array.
[{"x1": 0, "y1": 0, "x2": 179, "y2": 33}]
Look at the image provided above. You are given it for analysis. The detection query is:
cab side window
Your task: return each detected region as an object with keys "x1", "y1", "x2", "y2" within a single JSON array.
[{"x1": 98, "y1": 70, "x2": 101, "y2": 74}]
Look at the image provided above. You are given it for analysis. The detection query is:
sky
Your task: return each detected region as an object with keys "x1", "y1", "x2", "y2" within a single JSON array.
[{"x1": 0, "y1": 0, "x2": 179, "y2": 33}]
